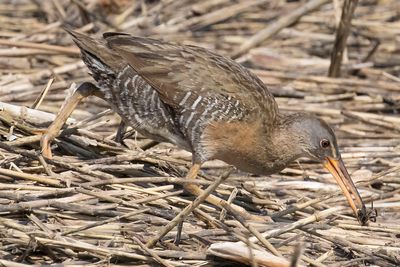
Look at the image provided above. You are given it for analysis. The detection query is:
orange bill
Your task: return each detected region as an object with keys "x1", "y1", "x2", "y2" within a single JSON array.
[{"x1": 324, "y1": 157, "x2": 368, "y2": 225}]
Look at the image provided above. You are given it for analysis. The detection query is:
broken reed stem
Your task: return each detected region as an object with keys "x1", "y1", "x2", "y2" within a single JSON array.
[
  {"x1": 220, "y1": 187, "x2": 238, "y2": 221},
  {"x1": 146, "y1": 169, "x2": 232, "y2": 248},
  {"x1": 232, "y1": 0, "x2": 329, "y2": 59},
  {"x1": 129, "y1": 235, "x2": 175, "y2": 267},
  {"x1": 249, "y1": 206, "x2": 345, "y2": 243},
  {"x1": 62, "y1": 209, "x2": 150, "y2": 236},
  {"x1": 31, "y1": 77, "x2": 54, "y2": 109},
  {"x1": 221, "y1": 202, "x2": 281, "y2": 257},
  {"x1": 328, "y1": 0, "x2": 359, "y2": 77},
  {"x1": 1, "y1": 1, "x2": 399, "y2": 266},
  {"x1": 0, "y1": 167, "x2": 63, "y2": 187},
  {"x1": 0, "y1": 39, "x2": 80, "y2": 55}
]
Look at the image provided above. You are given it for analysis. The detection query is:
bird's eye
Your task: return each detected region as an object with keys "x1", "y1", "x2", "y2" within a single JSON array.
[{"x1": 320, "y1": 139, "x2": 330, "y2": 148}]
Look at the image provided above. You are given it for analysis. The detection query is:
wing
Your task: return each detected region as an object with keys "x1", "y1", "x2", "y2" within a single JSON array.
[{"x1": 105, "y1": 33, "x2": 278, "y2": 124}]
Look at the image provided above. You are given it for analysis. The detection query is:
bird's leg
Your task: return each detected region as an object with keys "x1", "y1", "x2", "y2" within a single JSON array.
[
  {"x1": 146, "y1": 163, "x2": 268, "y2": 248},
  {"x1": 115, "y1": 121, "x2": 127, "y2": 145},
  {"x1": 41, "y1": 82, "x2": 103, "y2": 158},
  {"x1": 147, "y1": 163, "x2": 226, "y2": 248},
  {"x1": 184, "y1": 165, "x2": 265, "y2": 222},
  {"x1": 173, "y1": 221, "x2": 183, "y2": 245}
]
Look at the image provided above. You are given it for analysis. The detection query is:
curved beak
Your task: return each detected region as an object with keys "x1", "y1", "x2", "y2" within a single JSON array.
[{"x1": 324, "y1": 157, "x2": 368, "y2": 225}]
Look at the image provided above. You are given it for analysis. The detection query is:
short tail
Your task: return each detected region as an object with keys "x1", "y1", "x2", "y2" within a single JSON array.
[
  {"x1": 64, "y1": 27, "x2": 99, "y2": 54},
  {"x1": 64, "y1": 26, "x2": 121, "y2": 70}
]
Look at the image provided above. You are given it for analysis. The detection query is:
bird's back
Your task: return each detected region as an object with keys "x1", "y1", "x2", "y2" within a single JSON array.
[
  {"x1": 66, "y1": 29, "x2": 190, "y2": 150},
  {"x1": 67, "y1": 29, "x2": 279, "y2": 163}
]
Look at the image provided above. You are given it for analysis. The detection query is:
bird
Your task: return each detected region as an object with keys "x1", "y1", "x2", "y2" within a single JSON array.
[{"x1": 41, "y1": 28, "x2": 369, "y2": 232}]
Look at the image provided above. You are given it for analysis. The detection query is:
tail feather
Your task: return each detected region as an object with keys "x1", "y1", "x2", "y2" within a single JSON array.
[
  {"x1": 64, "y1": 27, "x2": 122, "y2": 71},
  {"x1": 64, "y1": 27, "x2": 100, "y2": 55}
]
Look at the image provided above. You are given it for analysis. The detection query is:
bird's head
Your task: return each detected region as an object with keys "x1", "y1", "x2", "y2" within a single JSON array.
[{"x1": 282, "y1": 113, "x2": 368, "y2": 225}]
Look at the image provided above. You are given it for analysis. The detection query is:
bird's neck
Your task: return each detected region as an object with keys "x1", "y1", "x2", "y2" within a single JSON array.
[
  {"x1": 259, "y1": 115, "x2": 306, "y2": 174},
  {"x1": 201, "y1": 116, "x2": 305, "y2": 175}
]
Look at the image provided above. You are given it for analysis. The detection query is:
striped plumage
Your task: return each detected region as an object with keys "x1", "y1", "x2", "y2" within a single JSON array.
[
  {"x1": 67, "y1": 29, "x2": 280, "y2": 171},
  {"x1": 57, "y1": 29, "x2": 368, "y2": 225},
  {"x1": 67, "y1": 31, "x2": 189, "y2": 151}
]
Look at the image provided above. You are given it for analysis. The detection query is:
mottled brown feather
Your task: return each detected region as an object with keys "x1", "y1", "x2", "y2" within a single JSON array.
[
  {"x1": 105, "y1": 34, "x2": 279, "y2": 124},
  {"x1": 63, "y1": 29, "x2": 368, "y2": 224}
]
